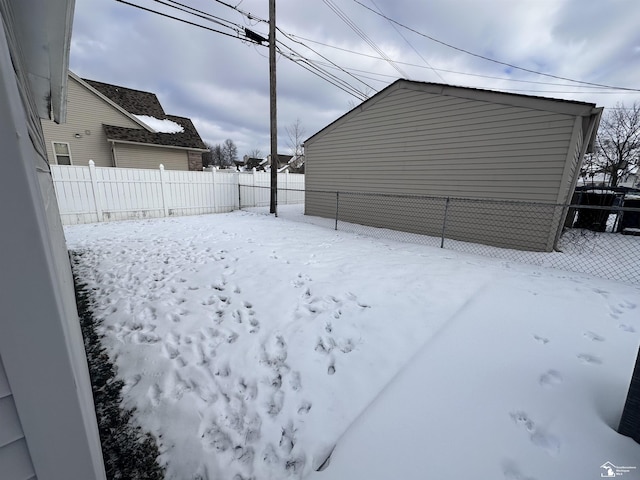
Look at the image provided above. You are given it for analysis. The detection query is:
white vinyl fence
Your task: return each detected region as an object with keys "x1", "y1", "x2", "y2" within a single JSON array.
[{"x1": 51, "y1": 161, "x2": 305, "y2": 225}]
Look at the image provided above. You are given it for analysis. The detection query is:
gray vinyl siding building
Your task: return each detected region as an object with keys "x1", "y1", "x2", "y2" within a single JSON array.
[{"x1": 304, "y1": 80, "x2": 601, "y2": 252}]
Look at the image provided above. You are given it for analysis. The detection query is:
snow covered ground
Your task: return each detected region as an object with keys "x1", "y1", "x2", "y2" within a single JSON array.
[{"x1": 65, "y1": 207, "x2": 640, "y2": 480}]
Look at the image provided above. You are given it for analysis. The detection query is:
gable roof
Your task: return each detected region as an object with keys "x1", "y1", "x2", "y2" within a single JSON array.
[
  {"x1": 78, "y1": 74, "x2": 206, "y2": 151},
  {"x1": 305, "y1": 79, "x2": 602, "y2": 149},
  {"x1": 84, "y1": 79, "x2": 166, "y2": 118}
]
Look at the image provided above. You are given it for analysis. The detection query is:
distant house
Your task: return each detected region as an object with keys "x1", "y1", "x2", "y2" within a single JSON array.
[
  {"x1": 41, "y1": 72, "x2": 208, "y2": 171},
  {"x1": 305, "y1": 80, "x2": 602, "y2": 252},
  {"x1": 244, "y1": 156, "x2": 268, "y2": 171},
  {"x1": 278, "y1": 154, "x2": 305, "y2": 174},
  {"x1": 242, "y1": 155, "x2": 298, "y2": 172},
  {"x1": 1, "y1": 1, "x2": 105, "y2": 479}
]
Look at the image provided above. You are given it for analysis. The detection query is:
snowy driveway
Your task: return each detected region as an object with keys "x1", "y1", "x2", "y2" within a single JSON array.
[{"x1": 66, "y1": 209, "x2": 640, "y2": 479}]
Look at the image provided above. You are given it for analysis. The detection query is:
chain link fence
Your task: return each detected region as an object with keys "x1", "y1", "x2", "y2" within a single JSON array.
[{"x1": 241, "y1": 186, "x2": 640, "y2": 285}]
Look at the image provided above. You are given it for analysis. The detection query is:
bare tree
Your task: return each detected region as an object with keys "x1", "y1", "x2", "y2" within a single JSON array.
[
  {"x1": 201, "y1": 142, "x2": 222, "y2": 168},
  {"x1": 246, "y1": 148, "x2": 263, "y2": 159},
  {"x1": 286, "y1": 118, "x2": 306, "y2": 158},
  {"x1": 586, "y1": 102, "x2": 640, "y2": 187},
  {"x1": 221, "y1": 139, "x2": 238, "y2": 167}
]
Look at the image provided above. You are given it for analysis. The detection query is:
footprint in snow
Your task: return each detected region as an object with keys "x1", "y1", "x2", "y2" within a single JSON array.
[
  {"x1": 619, "y1": 324, "x2": 636, "y2": 333},
  {"x1": 501, "y1": 460, "x2": 537, "y2": 480},
  {"x1": 538, "y1": 369, "x2": 563, "y2": 388},
  {"x1": 533, "y1": 335, "x2": 549, "y2": 344},
  {"x1": 148, "y1": 383, "x2": 162, "y2": 407},
  {"x1": 297, "y1": 401, "x2": 312, "y2": 415},
  {"x1": 509, "y1": 411, "x2": 560, "y2": 456},
  {"x1": 289, "y1": 371, "x2": 302, "y2": 391},
  {"x1": 577, "y1": 353, "x2": 602, "y2": 365},
  {"x1": 266, "y1": 390, "x2": 284, "y2": 417},
  {"x1": 583, "y1": 331, "x2": 605, "y2": 342}
]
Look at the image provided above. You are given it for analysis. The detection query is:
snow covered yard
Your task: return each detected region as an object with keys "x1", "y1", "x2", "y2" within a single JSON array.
[{"x1": 65, "y1": 208, "x2": 640, "y2": 480}]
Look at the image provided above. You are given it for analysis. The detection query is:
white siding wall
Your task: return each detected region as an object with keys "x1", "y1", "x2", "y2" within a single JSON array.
[
  {"x1": 0, "y1": 356, "x2": 35, "y2": 480},
  {"x1": 0, "y1": 8, "x2": 106, "y2": 479},
  {"x1": 41, "y1": 75, "x2": 140, "y2": 167}
]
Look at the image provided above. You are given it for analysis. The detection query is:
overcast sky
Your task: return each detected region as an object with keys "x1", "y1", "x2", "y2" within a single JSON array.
[{"x1": 70, "y1": 0, "x2": 640, "y2": 158}]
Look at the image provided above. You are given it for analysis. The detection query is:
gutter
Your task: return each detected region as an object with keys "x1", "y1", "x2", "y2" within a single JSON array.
[{"x1": 106, "y1": 138, "x2": 208, "y2": 152}]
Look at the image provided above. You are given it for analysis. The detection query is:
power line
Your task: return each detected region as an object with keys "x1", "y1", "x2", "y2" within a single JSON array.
[
  {"x1": 277, "y1": 27, "x2": 376, "y2": 94},
  {"x1": 368, "y1": 0, "x2": 445, "y2": 83},
  {"x1": 286, "y1": 33, "x2": 630, "y2": 91},
  {"x1": 115, "y1": 0, "x2": 248, "y2": 41},
  {"x1": 351, "y1": 0, "x2": 640, "y2": 93},
  {"x1": 211, "y1": 0, "x2": 267, "y2": 24},
  {"x1": 116, "y1": 1, "x2": 370, "y2": 100},
  {"x1": 322, "y1": 0, "x2": 409, "y2": 79},
  {"x1": 206, "y1": 0, "x2": 640, "y2": 95},
  {"x1": 152, "y1": 0, "x2": 240, "y2": 29},
  {"x1": 276, "y1": 39, "x2": 369, "y2": 99},
  {"x1": 278, "y1": 49, "x2": 367, "y2": 100}
]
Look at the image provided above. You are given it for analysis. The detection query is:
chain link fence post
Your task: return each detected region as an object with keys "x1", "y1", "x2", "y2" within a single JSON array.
[
  {"x1": 335, "y1": 191, "x2": 340, "y2": 231},
  {"x1": 440, "y1": 197, "x2": 450, "y2": 248}
]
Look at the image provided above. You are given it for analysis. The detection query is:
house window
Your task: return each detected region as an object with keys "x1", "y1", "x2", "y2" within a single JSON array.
[{"x1": 53, "y1": 142, "x2": 72, "y2": 165}]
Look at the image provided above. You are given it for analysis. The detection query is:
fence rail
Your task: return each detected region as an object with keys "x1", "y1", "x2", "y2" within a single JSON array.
[
  {"x1": 268, "y1": 187, "x2": 640, "y2": 285},
  {"x1": 51, "y1": 167, "x2": 639, "y2": 284},
  {"x1": 51, "y1": 162, "x2": 305, "y2": 225}
]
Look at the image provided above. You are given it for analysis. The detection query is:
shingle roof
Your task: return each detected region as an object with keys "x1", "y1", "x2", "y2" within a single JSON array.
[
  {"x1": 83, "y1": 78, "x2": 206, "y2": 150},
  {"x1": 84, "y1": 79, "x2": 166, "y2": 117},
  {"x1": 104, "y1": 115, "x2": 206, "y2": 150}
]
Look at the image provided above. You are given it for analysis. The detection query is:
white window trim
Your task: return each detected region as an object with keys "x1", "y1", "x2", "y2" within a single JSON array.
[{"x1": 52, "y1": 141, "x2": 73, "y2": 165}]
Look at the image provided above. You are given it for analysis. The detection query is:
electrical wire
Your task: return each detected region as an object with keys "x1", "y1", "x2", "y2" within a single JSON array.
[
  {"x1": 322, "y1": 0, "x2": 409, "y2": 79},
  {"x1": 116, "y1": 1, "x2": 371, "y2": 100},
  {"x1": 351, "y1": 0, "x2": 640, "y2": 93},
  {"x1": 204, "y1": 0, "x2": 639, "y2": 95},
  {"x1": 211, "y1": 0, "x2": 267, "y2": 24},
  {"x1": 287, "y1": 33, "x2": 638, "y2": 92},
  {"x1": 277, "y1": 27, "x2": 376, "y2": 93},
  {"x1": 115, "y1": 0, "x2": 247, "y2": 41},
  {"x1": 152, "y1": 0, "x2": 240, "y2": 29},
  {"x1": 368, "y1": 0, "x2": 445, "y2": 83}
]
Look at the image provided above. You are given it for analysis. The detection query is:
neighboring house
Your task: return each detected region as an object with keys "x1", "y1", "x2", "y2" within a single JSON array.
[
  {"x1": 241, "y1": 154, "x2": 301, "y2": 172},
  {"x1": 304, "y1": 80, "x2": 602, "y2": 252},
  {"x1": 243, "y1": 156, "x2": 266, "y2": 171},
  {"x1": 278, "y1": 154, "x2": 305, "y2": 174},
  {"x1": 41, "y1": 72, "x2": 207, "y2": 171},
  {"x1": 0, "y1": 1, "x2": 105, "y2": 479}
]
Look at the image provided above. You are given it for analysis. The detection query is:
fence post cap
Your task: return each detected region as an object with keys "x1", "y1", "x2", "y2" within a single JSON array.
[
  {"x1": 89, "y1": 159, "x2": 95, "y2": 166},
  {"x1": 159, "y1": 164, "x2": 165, "y2": 170},
  {"x1": 252, "y1": 168, "x2": 257, "y2": 173}
]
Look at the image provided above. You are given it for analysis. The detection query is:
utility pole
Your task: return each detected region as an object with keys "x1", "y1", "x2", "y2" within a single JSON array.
[{"x1": 269, "y1": 0, "x2": 278, "y2": 215}]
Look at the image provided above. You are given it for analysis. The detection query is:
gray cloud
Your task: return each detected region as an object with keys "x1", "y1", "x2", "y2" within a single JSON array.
[{"x1": 70, "y1": 0, "x2": 640, "y2": 157}]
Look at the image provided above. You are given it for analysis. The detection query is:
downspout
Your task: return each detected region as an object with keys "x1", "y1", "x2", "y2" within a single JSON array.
[{"x1": 110, "y1": 140, "x2": 118, "y2": 167}]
